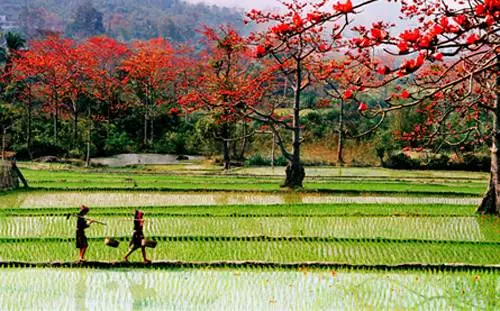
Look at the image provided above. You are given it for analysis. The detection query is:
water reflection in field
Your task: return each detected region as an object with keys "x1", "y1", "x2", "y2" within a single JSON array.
[{"x1": 0, "y1": 269, "x2": 496, "y2": 310}]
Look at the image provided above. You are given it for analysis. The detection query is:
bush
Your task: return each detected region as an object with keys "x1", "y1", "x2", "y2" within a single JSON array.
[
  {"x1": 104, "y1": 129, "x2": 135, "y2": 155},
  {"x1": 384, "y1": 153, "x2": 419, "y2": 170},
  {"x1": 245, "y1": 154, "x2": 270, "y2": 166},
  {"x1": 245, "y1": 154, "x2": 288, "y2": 167},
  {"x1": 425, "y1": 154, "x2": 450, "y2": 170},
  {"x1": 14, "y1": 139, "x2": 66, "y2": 160},
  {"x1": 449, "y1": 153, "x2": 490, "y2": 172},
  {"x1": 153, "y1": 132, "x2": 188, "y2": 155},
  {"x1": 67, "y1": 149, "x2": 84, "y2": 159},
  {"x1": 384, "y1": 151, "x2": 490, "y2": 172}
]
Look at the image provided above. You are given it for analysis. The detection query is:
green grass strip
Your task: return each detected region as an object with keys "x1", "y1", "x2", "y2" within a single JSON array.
[
  {"x1": 1, "y1": 215, "x2": 498, "y2": 242},
  {"x1": 0, "y1": 203, "x2": 479, "y2": 217},
  {"x1": 1, "y1": 239, "x2": 498, "y2": 266}
]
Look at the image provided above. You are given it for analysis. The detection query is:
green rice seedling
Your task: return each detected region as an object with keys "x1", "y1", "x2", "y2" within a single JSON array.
[
  {"x1": 0, "y1": 203, "x2": 479, "y2": 217},
  {"x1": 0, "y1": 239, "x2": 498, "y2": 265},
  {"x1": 0, "y1": 191, "x2": 481, "y2": 209},
  {"x1": 0, "y1": 216, "x2": 496, "y2": 242}
]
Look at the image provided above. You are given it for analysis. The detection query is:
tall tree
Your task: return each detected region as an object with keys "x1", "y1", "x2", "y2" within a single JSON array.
[
  {"x1": 14, "y1": 36, "x2": 95, "y2": 146},
  {"x1": 245, "y1": 0, "x2": 374, "y2": 188},
  {"x1": 0, "y1": 32, "x2": 26, "y2": 85},
  {"x1": 78, "y1": 36, "x2": 130, "y2": 166},
  {"x1": 179, "y1": 26, "x2": 265, "y2": 170},
  {"x1": 349, "y1": 0, "x2": 499, "y2": 214},
  {"x1": 121, "y1": 38, "x2": 177, "y2": 147},
  {"x1": 67, "y1": 1, "x2": 106, "y2": 39},
  {"x1": 312, "y1": 57, "x2": 385, "y2": 165}
]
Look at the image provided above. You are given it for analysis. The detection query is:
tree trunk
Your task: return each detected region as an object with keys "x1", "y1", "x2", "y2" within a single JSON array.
[
  {"x1": 73, "y1": 105, "x2": 78, "y2": 149},
  {"x1": 271, "y1": 132, "x2": 276, "y2": 168},
  {"x1": 239, "y1": 122, "x2": 248, "y2": 160},
  {"x1": 53, "y1": 105, "x2": 58, "y2": 141},
  {"x1": 1, "y1": 127, "x2": 6, "y2": 159},
  {"x1": 282, "y1": 60, "x2": 305, "y2": 188},
  {"x1": 478, "y1": 69, "x2": 500, "y2": 215},
  {"x1": 27, "y1": 97, "x2": 32, "y2": 159},
  {"x1": 144, "y1": 114, "x2": 148, "y2": 147},
  {"x1": 85, "y1": 108, "x2": 92, "y2": 168},
  {"x1": 222, "y1": 122, "x2": 230, "y2": 171},
  {"x1": 337, "y1": 99, "x2": 345, "y2": 166},
  {"x1": 150, "y1": 117, "x2": 154, "y2": 146}
]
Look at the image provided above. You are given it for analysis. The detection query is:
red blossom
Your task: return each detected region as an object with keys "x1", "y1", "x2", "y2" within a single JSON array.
[
  {"x1": 344, "y1": 89, "x2": 353, "y2": 99},
  {"x1": 401, "y1": 90, "x2": 410, "y2": 99},
  {"x1": 401, "y1": 53, "x2": 425, "y2": 74},
  {"x1": 397, "y1": 41, "x2": 409, "y2": 53},
  {"x1": 453, "y1": 15, "x2": 467, "y2": 25},
  {"x1": 399, "y1": 29, "x2": 421, "y2": 43},
  {"x1": 377, "y1": 65, "x2": 391, "y2": 75},
  {"x1": 255, "y1": 45, "x2": 267, "y2": 58},
  {"x1": 272, "y1": 23, "x2": 293, "y2": 35},
  {"x1": 306, "y1": 12, "x2": 323, "y2": 23},
  {"x1": 432, "y1": 52, "x2": 443, "y2": 61},
  {"x1": 169, "y1": 107, "x2": 180, "y2": 115},
  {"x1": 475, "y1": 4, "x2": 486, "y2": 16},
  {"x1": 466, "y1": 33, "x2": 480, "y2": 45},
  {"x1": 358, "y1": 102, "x2": 368, "y2": 112},
  {"x1": 439, "y1": 17, "x2": 449, "y2": 28},
  {"x1": 371, "y1": 27, "x2": 387, "y2": 41},
  {"x1": 418, "y1": 35, "x2": 433, "y2": 48},
  {"x1": 429, "y1": 24, "x2": 444, "y2": 37},
  {"x1": 333, "y1": 0, "x2": 353, "y2": 14},
  {"x1": 293, "y1": 14, "x2": 304, "y2": 28}
]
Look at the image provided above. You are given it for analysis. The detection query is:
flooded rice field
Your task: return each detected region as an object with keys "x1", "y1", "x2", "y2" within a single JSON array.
[
  {"x1": 0, "y1": 216, "x2": 488, "y2": 242},
  {"x1": 0, "y1": 269, "x2": 496, "y2": 310},
  {"x1": 0, "y1": 191, "x2": 480, "y2": 209},
  {"x1": 91, "y1": 153, "x2": 206, "y2": 167}
]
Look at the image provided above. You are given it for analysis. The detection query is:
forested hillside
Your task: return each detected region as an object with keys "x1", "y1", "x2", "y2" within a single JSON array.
[{"x1": 0, "y1": 0, "x2": 243, "y2": 41}]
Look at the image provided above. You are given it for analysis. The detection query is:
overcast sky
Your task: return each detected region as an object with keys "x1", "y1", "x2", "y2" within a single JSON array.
[
  {"x1": 186, "y1": 0, "x2": 403, "y2": 24},
  {"x1": 186, "y1": 0, "x2": 279, "y2": 10},
  {"x1": 186, "y1": 0, "x2": 408, "y2": 33}
]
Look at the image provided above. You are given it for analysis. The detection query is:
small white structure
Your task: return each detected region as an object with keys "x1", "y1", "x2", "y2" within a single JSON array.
[{"x1": 0, "y1": 15, "x2": 18, "y2": 31}]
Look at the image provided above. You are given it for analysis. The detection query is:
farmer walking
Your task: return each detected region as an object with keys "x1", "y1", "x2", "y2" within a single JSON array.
[
  {"x1": 76, "y1": 205, "x2": 94, "y2": 262},
  {"x1": 123, "y1": 210, "x2": 151, "y2": 263}
]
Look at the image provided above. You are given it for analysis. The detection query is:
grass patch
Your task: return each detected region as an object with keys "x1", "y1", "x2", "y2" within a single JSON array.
[{"x1": 0, "y1": 203, "x2": 479, "y2": 217}]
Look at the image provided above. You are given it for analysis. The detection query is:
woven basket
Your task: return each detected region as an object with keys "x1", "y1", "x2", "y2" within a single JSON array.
[
  {"x1": 104, "y1": 238, "x2": 120, "y2": 248},
  {"x1": 141, "y1": 240, "x2": 157, "y2": 248}
]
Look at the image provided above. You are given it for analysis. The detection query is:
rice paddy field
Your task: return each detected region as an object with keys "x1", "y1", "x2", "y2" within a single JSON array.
[{"x1": 1, "y1": 164, "x2": 499, "y2": 310}]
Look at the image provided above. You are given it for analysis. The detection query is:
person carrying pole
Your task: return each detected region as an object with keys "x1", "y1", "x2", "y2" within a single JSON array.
[
  {"x1": 76, "y1": 205, "x2": 94, "y2": 262},
  {"x1": 123, "y1": 210, "x2": 151, "y2": 263}
]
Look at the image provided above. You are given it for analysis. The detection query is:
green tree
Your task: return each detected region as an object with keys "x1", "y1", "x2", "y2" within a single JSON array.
[{"x1": 67, "y1": 1, "x2": 105, "y2": 39}]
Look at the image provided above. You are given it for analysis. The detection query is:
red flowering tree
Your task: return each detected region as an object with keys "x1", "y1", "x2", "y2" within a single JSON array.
[
  {"x1": 179, "y1": 26, "x2": 265, "y2": 170},
  {"x1": 77, "y1": 36, "x2": 130, "y2": 166},
  {"x1": 312, "y1": 57, "x2": 386, "y2": 165},
  {"x1": 348, "y1": 0, "x2": 499, "y2": 214},
  {"x1": 79, "y1": 36, "x2": 130, "y2": 127},
  {"x1": 121, "y1": 38, "x2": 177, "y2": 147},
  {"x1": 13, "y1": 36, "x2": 94, "y2": 146},
  {"x1": 246, "y1": 0, "x2": 375, "y2": 188}
]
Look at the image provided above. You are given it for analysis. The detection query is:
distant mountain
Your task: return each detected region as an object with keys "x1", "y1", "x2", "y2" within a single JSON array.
[{"x1": 0, "y1": 0, "x2": 245, "y2": 42}]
